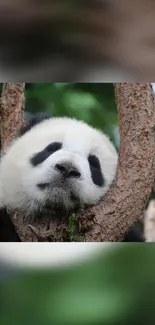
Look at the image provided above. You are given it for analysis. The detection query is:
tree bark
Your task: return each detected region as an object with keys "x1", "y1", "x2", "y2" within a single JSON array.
[
  {"x1": 78, "y1": 83, "x2": 155, "y2": 241},
  {"x1": 0, "y1": 83, "x2": 28, "y2": 241},
  {"x1": 1, "y1": 83, "x2": 155, "y2": 242},
  {"x1": 0, "y1": 83, "x2": 25, "y2": 153}
]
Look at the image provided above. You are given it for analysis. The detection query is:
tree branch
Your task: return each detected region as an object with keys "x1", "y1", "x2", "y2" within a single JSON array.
[
  {"x1": 0, "y1": 83, "x2": 25, "y2": 152},
  {"x1": 0, "y1": 83, "x2": 28, "y2": 241},
  {"x1": 78, "y1": 83, "x2": 155, "y2": 241}
]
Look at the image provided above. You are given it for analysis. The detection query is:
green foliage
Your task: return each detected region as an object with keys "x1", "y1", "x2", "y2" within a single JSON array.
[
  {"x1": 67, "y1": 213, "x2": 81, "y2": 241},
  {"x1": 68, "y1": 213, "x2": 77, "y2": 235},
  {"x1": 25, "y1": 83, "x2": 119, "y2": 148}
]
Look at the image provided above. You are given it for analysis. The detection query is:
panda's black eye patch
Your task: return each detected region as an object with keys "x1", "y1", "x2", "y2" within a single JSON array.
[
  {"x1": 88, "y1": 154, "x2": 104, "y2": 187},
  {"x1": 46, "y1": 142, "x2": 62, "y2": 153},
  {"x1": 30, "y1": 142, "x2": 62, "y2": 166},
  {"x1": 88, "y1": 155, "x2": 100, "y2": 169}
]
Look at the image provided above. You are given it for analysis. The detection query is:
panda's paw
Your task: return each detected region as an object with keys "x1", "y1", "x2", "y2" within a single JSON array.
[{"x1": 144, "y1": 200, "x2": 155, "y2": 242}]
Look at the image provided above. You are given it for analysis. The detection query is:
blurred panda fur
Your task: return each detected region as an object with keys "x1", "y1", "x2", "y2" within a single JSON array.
[{"x1": 0, "y1": 0, "x2": 155, "y2": 81}]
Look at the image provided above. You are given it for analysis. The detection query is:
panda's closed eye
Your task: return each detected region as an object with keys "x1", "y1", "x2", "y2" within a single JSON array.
[
  {"x1": 30, "y1": 142, "x2": 62, "y2": 166},
  {"x1": 88, "y1": 154, "x2": 104, "y2": 187}
]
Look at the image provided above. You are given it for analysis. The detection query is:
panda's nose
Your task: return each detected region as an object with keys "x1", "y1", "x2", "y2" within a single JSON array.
[{"x1": 55, "y1": 163, "x2": 81, "y2": 178}]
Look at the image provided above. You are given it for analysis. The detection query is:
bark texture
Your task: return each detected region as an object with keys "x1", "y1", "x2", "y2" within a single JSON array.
[
  {"x1": 78, "y1": 83, "x2": 155, "y2": 241},
  {"x1": 1, "y1": 83, "x2": 155, "y2": 241},
  {"x1": 0, "y1": 83, "x2": 28, "y2": 241},
  {"x1": 0, "y1": 83, "x2": 25, "y2": 152}
]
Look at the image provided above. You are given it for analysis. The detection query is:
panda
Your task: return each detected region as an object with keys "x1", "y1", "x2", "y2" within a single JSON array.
[
  {"x1": 0, "y1": 113, "x2": 145, "y2": 242},
  {"x1": 0, "y1": 113, "x2": 118, "y2": 241}
]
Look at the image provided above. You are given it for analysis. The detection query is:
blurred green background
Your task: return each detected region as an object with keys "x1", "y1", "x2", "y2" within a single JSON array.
[
  {"x1": 0, "y1": 82, "x2": 119, "y2": 146},
  {"x1": 1, "y1": 244, "x2": 155, "y2": 325},
  {"x1": 24, "y1": 83, "x2": 119, "y2": 149}
]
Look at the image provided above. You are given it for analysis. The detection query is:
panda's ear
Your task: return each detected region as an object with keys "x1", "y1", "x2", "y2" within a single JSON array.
[{"x1": 19, "y1": 112, "x2": 52, "y2": 135}]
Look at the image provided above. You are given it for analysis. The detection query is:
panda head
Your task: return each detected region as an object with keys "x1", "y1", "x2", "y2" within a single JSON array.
[{"x1": 0, "y1": 114, "x2": 118, "y2": 219}]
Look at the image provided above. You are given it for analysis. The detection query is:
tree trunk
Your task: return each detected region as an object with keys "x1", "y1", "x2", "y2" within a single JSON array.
[
  {"x1": 0, "y1": 83, "x2": 28, "y2": 241},
  {"x1": 78, "y1": 83, "x2": 155, "y2": 241},
  {"x1": 1, "y1": 83, "x2": 155, "y2": 242},
  {"x1": 0, "y1": 83, "x2": 25, "y2": 152}
]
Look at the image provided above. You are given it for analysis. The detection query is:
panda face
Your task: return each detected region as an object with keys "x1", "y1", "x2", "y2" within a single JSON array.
[{"x1": 0, "y1": 117, "x2": 118, "y2": 218}]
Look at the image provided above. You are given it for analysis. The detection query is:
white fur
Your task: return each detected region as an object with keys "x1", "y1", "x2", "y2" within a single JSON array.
[{"x1": 0, "y1": 117, "x2": 118, "y2": 217}]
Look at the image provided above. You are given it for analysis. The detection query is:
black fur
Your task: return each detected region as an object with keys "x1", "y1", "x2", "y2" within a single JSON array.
[
  {"x1": 19, "y1": 112, "x2": 51, "y2": 135},
  {"x1": 88, "y1": 154, "x2": 104, "y2": 187},
  {"x1": 30, "y1": 142, "x2": 62, "y2": 166},
  {"x1": 0, "y1": 209, "x2": 21, "y2": 242},
  {"x1": 123, "y1": 222, "x2": 144, "y2": 242}
]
